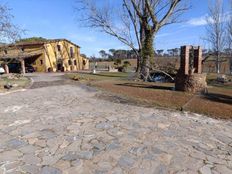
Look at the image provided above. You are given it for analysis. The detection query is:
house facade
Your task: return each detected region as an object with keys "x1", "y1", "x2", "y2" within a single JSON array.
[{"x1": 0, "y1": 39, "x2": 89, "y2": 73}]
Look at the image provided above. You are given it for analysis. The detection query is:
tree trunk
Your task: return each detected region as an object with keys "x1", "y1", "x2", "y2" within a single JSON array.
[
  {"x1": 141, "y1": 30, "x2": 154, "y2": 81},
  {"x1": 230, "y1": 57, "x2": 232, "y2": 74},
  {"x1": 216, "y1": 52, "x2": 220, "y2": 74},
  {"x1": 135, "y1": 49, "x2": 141, "y2": 73}
]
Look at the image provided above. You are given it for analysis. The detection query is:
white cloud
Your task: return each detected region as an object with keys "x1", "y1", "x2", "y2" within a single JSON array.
[
  {"x1": 186, "y1": 12, "x2": 231, "y2": 26},
  {"x1": 187, "y1": 15, "x2": 208, "y2": 26},
  {"x1": 156, "y1": 32, "x2": 172, "y2": 38}
]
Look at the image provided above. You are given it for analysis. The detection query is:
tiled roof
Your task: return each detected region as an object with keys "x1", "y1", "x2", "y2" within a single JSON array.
[
  {"x1": 0, "y1": 39, "x2": 81, "y2": 49},
  {"x1": 0, "y1": 50, "x2": 43, "y2": 60}
]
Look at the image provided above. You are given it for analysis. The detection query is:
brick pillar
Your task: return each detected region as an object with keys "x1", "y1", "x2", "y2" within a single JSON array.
[
  {"x1": 20, "y1": 59, "x2": 26, "y2": 74},
  {"x1": 194, "y1": 46, "x2": 202, "y2": 74},
  {"x1": 4, "y1": 64, "x2": 9, "y2": 74},
  {"x1": 180, "y1": 46, "x2": 190, "y2": 75}
]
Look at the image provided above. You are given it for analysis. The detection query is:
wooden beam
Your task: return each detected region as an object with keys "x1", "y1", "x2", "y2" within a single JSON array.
[
  {"x1": 4, "y1": 64, "x2": 9, "y2": 74},
  {"x1": 20, "y1": 59, "x2": 26, "y2": 74}
]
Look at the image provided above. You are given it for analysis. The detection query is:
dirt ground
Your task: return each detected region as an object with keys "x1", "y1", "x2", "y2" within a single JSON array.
[{"x1": 68, "y1": 72, "x2": 232, "y2": 119}]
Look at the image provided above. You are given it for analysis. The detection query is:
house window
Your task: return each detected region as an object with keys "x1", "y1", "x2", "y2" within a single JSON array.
[
  {"x1": 4, "y1": 50, "x2": 7, "y2": 54},
  {"x1": 68, "y1": 60, "x2": 72, "y2": 65},
  {"x1": 74, "y1": 60, "x2": 77, "y2": 65},
  {"x1": 40, "y1": 60, "x2": 43, "y2": 65},
  {"x1": 57, "y1": 45, "x2": 61, "y2": 51},
  {"x1": 70, "y1": 47, "x2": 74, "y2": 58}
]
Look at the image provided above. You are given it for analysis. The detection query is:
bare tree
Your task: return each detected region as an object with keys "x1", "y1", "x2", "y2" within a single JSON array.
[
  {"x1": 75, "y1": 0, "x2": 141, "y2": 71},
  {"x1": 75, "y1": 0, "x2": 188, "y2": 81},
  {"x1": 205, "y1": 0, "x2": 226, "y2": 74},
  {"x1": 0, "y1": 4, "x2": 25, "y2": 73},
  {"x1": 0, "y1": 4, "x2": 23, "y2": 43},
  {"x1": 227, "y1": 0, "x2": 232, "y2": 74}
]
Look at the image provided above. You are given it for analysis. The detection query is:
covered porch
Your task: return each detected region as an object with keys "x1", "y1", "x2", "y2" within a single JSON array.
[{"x1": 0, "y1": 51, "x2": 42, "y2": 74}]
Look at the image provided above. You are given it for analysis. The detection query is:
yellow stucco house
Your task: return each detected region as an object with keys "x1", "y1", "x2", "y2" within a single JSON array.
[{"x1": 0, "y1": 39, "x2": 89, "y2": 73}]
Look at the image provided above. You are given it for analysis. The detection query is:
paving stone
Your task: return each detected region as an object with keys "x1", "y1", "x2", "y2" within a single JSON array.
[
  {"x1": 71, "y1": 159, "x2": 82, "y2": 167},
  {"x1": 96, "y1": 122, "x2": 114, "y2": 130},
  {"x1": 66, "y1": 141, "x2": 81, "y2": 151},
  {"x1": 206, "y1": 155, "x2": 227, "y2": 165},
  {"x1": 118, "y1": 154, "x2": 135, "y2": 169},
  {"x1": 28, "y1": 138, "x2": 38, "y2": 145},
  {"x1": 22, "y1": 154, "x2": 41, "y2": 165},
  {"x1": 60, "y1": 140, "x2": 70, "y2": 149},
  {"x1": 154, "y1": 164, "x2": 168, "y2": 174},
  {"x1": 199, "y1": 165, "x2": 212, "y2": 174},
  {"x1": 129, "y1": 146, "x2": 147, "y2": 156},
  {"x1": 3, "y1": 161, "x2": 22, "y2": 171},
  {"x1": 93, "y1": 143, "x2": 105, "y2": 153},
  {"x1": 21, "y1": 164, "x2": 41, "y2": 174},
  {"x1": 54, "y1": 160, "x2": 71, "y2": 171},
  {"x1": 62, "y1": 152, "x2": 79, "y2": 161},
  {"x1": 64, "y1": 166, "x2": 84, "y2": 174},
  {"x1": 42, "y1": 155, "x2": 61, "y2": 166},
  {"x1": 214, "y1": 165, "x2": 232, "y2": 174},
  {"x1": 35, "y1": 139, "x2": 47, "y2": 148},
  {"x1": 6, "y1": 139, "x2": 27, "y2": 149},
  {"x1": 106, "y1": 140, "x2": 120, "y2": 150},
  {"x1": 97, "y1": 161, "x2": 113, "y2": 171},
  {"x1": 41, "y1": 166, "x2": 62, "y2": 174},
  {"x1": 40, "y1": 129, "x2": 57, "y2": 139},
  {"x1": 0, "y1": 74, "x2": 232, "y2": 173},
  {"x1": 19, "y1": 145, "x2": 38, "y2": 154},
  {"x1": 76, "y1": 151, "x2": 93, "y2": 160},
  {"x1": 0, "y1": 150, "x2": 22, "y2": 162}
]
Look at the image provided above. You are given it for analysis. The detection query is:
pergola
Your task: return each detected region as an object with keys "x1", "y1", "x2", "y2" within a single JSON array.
[{"x1": 0, "y1": 51, "x2": 42, "y2": 74}]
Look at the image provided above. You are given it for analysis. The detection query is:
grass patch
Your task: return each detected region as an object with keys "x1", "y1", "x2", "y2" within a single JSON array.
[
  {"x1": 207, "y1": 73, "x2": 232, "y2": 89},
  {"x1": 0, "y1": 75, "x2": 30, "y2": 92},
  {"x1": 66, "y1": 72, "x2": 129, "y2": 81}
]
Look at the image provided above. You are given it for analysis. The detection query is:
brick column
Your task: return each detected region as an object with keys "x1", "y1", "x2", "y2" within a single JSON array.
[
  {"x1": 194, "y1": 46, "x2": 202, "y2": 74},
  {"x1": 180, "y1": 46, "x2": 190, "y2": 75},
  {"x1": 20, "y1": 59, "x2": 26, "y2": 74}
]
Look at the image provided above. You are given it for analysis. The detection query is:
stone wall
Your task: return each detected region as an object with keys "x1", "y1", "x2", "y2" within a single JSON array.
[{"x1": 175, "y1": 73, "x2": 207, "y2": 93}]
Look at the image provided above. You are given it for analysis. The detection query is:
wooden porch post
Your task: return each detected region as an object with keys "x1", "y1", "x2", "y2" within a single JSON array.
[
  {"x1": 20, "y1": 59, "x2": 26, "y2": 74},
  {"x1": 4, "y1": 64, "x2": 9, "y2": 74}
]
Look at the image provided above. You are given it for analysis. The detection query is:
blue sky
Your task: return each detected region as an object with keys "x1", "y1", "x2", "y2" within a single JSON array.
[{"x1": 0, "y1": 0, "x2": 231, "y2": 56}]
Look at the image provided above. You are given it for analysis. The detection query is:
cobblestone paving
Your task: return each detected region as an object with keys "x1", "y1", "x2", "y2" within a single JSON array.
[{"x1": 0, "y1": 74, "x2": 232, "y2": 174}]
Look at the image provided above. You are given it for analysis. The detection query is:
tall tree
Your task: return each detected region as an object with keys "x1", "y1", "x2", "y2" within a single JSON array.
[
  {"x1": 156, "y1": 49, "x2": 164, "y2": 56},
  {"x1": 76, "y1": 0, "x2": 188, "y2": 81},
  {"x1": 99, "y1": 50, "x2": 108, "y2": 59},
  {"x1": 205, "y1": 0, "x2": 226, "y2": 74}
]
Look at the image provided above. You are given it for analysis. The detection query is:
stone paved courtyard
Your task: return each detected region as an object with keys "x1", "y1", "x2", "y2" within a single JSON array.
[{"x1": 0, "y1": 74, "x2": 232, "y2": 174}]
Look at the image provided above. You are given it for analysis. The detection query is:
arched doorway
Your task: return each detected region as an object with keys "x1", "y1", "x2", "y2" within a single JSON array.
[{"x1": 57, "y1": 59, "x2": 64, "y2": 72}]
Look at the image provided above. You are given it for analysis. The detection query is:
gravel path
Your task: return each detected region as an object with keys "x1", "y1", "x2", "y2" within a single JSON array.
[{"x1": 0, "y1": 73, "x2": 231, "y2": 174}]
